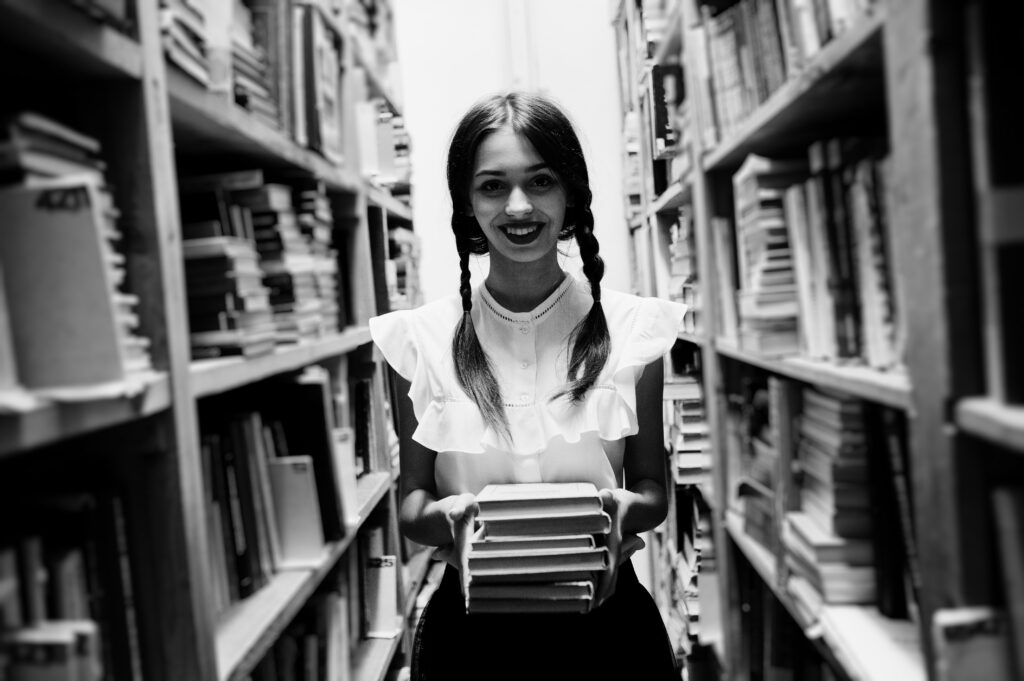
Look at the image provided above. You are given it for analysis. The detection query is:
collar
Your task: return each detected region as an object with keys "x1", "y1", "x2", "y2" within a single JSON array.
[{"x1": 477, "y1": 273, "x2": 575, "y2": 325}]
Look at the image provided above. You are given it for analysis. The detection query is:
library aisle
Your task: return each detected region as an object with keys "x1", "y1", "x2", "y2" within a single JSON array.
[{"x1": 0, "y1": 1, "x2": 1021, "y2": 681}]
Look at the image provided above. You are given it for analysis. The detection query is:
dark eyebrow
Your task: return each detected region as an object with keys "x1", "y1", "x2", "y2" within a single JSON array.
[{"x1": 474, "y1": 163, "x2": 550, "y2": 178}]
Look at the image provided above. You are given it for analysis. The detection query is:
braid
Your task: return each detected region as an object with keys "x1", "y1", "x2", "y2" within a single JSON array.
[
  {"x1": 451, "y1": 243, "x2": 511, "y2": 441},
  {"x1": 554, "y1": 210, "x2": 610, "y2": 403}
]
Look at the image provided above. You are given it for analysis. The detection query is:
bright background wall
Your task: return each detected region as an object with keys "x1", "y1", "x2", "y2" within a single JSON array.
[{"x1": 392, "y1": 0, "x2": 630, "y2": 303}]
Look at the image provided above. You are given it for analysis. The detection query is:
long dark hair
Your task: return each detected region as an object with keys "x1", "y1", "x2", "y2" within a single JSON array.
[{"x1": 447, "y1": 92, "x2": 610, "y2": 439}]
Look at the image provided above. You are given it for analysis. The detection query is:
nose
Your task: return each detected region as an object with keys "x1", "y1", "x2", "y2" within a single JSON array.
[{"x1": 504, "y1": 186, "x2": 532, "y2": 217}]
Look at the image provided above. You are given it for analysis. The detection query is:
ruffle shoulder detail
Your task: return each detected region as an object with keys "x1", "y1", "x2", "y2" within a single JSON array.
[
  {"x1": 397, "y1": 287, "x2": 687, "y2": 456},
  {"x1": 368, "y1": 295, "x2": 463, "y2": 424}
]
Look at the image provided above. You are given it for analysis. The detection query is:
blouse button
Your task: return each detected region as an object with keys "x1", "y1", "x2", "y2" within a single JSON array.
[
  {"x1": 519, "y1": 325, "x2": 529, "y2": 334},
  {"x1": 520, "y1": 393, "x2": 529, "y2": 402},
  {"x1": 520, "y1": 361, "x2": 529, "y2": 369}
]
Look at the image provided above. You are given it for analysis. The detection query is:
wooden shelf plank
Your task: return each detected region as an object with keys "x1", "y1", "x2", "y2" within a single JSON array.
[
  {"x1": 366, "y1": 184, "x2": 413, "y2": 222},
  {"x1": 216, "y1": 472, "x2": 393, "y2": 681},
  {"x1": 190, "y1": 326, "x2": 372, "y2": 399},
  {"x1": 725, "y1": 512, "x2": 925, "y2": 681},
  {"x1": 0, "y1": 375, "x2": 171, "y2": 458},
  {"x1": 704, "y1": 11, "x2": 886, "y2": 172},
  {"x1": 0, "y1": 0, "x2": 142, "y2": 79},
  {"x1": 715, "y1": 340, "x2": 911, "y2": 409},
  {"x1": 678, "y1": 331, "x2": 708, "y2": 347},
  {"x1": 353, "y1": 635, "x2": 403, "y2": 681},
  {"x1": 647, "y1": 179, "x2": 691, "y2": 218},
  {"x1": 166, "y1": 69, "x2": 361, "y2": 193},
  {"x1": 956, "y1": 397, "x2": 1024, "y2": 453}
]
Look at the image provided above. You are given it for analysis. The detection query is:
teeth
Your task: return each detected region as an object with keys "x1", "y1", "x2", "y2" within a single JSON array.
[{"x1": 505, "y1": 225, "x2": 539, "y2": 236}]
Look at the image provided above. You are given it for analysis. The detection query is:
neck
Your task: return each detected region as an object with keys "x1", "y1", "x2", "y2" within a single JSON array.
[{"x1": 485, "y1": 252, "x2": 566, "y2": 312}]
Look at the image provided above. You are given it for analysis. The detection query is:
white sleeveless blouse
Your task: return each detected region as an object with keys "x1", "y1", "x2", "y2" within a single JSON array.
[{"x1": 368, "y1": 275, "x2": 686, "y2": 498}]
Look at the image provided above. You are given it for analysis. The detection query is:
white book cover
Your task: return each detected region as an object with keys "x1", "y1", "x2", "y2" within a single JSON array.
[{"x1": 268, "y1": 456, "x2": 327, "y2": 569}]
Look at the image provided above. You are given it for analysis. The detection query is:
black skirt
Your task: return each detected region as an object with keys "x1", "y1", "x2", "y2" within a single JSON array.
[{"x1": 411, "y1": 559, "x2": 681, "y2": 681}]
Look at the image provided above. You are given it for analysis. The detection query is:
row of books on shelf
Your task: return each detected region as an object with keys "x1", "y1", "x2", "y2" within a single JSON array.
[
  {"x1": 197, "y1": 365, "x2": 396, "y2": 615},
  {"x1": 246, "y1": 522, "x2": 405, "y2": 681},
  {"x1": 0, "y1": 112, "x2": 156, "y2": 406},
  {"x1": 732, "y1": 378, "x2": 919, "y2": 622},
  {"x1": 177, "y1": 168, "x2": 351, "y2": 359},
  {"x1": 159, "y1": 0, "x2": 410, "y2": 182},
  {"x1": 161, "y1": 0, "x2": 342, "y2": 162},
  {"x1": 717, "y1": 138, "x2": 901, "y2": 369},
  {"x1": 691, "y1": 0, "x2": 880, "y2": 147},
  {"x1": 53, "y1": 0, "x2": 134, "y2": 34},
  {"x1": 0, "y1": 492, "x2": 141, "y2": 681}
]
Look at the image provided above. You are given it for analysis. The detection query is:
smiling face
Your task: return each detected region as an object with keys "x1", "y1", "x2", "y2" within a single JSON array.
[{"x1": 467, "y1": 126, "x2": 569, "y2": 268}]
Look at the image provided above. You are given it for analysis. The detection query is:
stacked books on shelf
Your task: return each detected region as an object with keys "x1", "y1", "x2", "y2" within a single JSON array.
[
  {"x1": 664, "y1": 375, "x2": 711, "y2": 486},
  {"x1": 0, "y1": 113, "x2": 155, "y2": 399},
  {"x1": 293, "y1": 178, "x2": 343, "y2": 334},
  {"x1": 231, "y1": 183, "x2": 324, "y2": 344},
  {"x1": 783, "y1": 387, "x2": 874, "y2": 607},
  {"x1": 229, "y1": 0, "x2": 279, "y2": 129},
  {"x1": 732, "y1": 154, "x2": 809, "y2": 357},
  {"x1": 465, "y1": 483, "x2": 611, "y2": 615},
  {"x1": 699, "y1": 0, "x2": 879, "y2": 144},
  {"x1": 181, "y1": 235, "x2": 276, "y2": 360},
  {"x1": 0, "y1": 493, "x2": 142, "y2": 681},
  {"x1": 160, "y1": 0, "x2": 210, "y2": 86},
  {"x1": 178, "y1": 169, "x2": 346, "y2": 356}
]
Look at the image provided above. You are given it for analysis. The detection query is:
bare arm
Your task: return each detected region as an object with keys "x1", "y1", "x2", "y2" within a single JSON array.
[
  {"x1": 595, "y1": 356, "x2": 670, "y2": 604},
  {"x1": 394, "y1": 375, "x2": 477, "y2": 548},
  {"x1": 615, "y1": 355, "x2": 670, "y2": 533}
]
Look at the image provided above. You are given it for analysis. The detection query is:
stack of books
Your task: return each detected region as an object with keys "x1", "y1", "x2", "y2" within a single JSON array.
[
  {"x1": 231, "y1": 184, "x2": 324, "y2": 344},
  {"x1": 160, "y1": 0, "x2": 210, "y2": 86},
  {"x1": 182, "y1": 237, "x2": 276, "y2": 359},
  {"x1": 0, "y1": 114, "x2": 155, "y2": 396},
  {"x1": 782, "y1": 387, "x2": 875, "y2": 604},
  {"x1": 230, "y1": 0, "x2": 279, "y2": 128},
  {"x1": 732, "y1": 154, "x2": 809, "y2": 357},
  {"x1": 292, "y1": 179, "x2": 342, "y2": 334},
  {"x1": 465, "y1": 483, "x2": 612, "y2": 614}
]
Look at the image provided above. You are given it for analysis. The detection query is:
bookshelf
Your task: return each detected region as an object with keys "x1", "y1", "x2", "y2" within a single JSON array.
[
  {"x1": 0, "y1": 3, "x2": 425, "y2": 681},
  {"x1": 613, "y1": 0, "x2": 1013, "y2": 679}
]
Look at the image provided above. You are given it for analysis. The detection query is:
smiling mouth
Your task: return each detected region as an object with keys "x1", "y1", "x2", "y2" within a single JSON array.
[{"x1": 500, "y1": 222, "x2": 543, "y2": 237}]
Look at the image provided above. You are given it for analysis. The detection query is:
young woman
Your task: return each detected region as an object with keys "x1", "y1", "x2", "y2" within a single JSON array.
[{"x1": 369, "y1": 92, "x2": 686, "y2": 680}]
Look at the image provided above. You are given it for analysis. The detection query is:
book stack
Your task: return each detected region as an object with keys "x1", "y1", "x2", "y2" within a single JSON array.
[
  {"x1": 182, "y1": 237, "x2": 276, "y2": 359},
  {"x1": 231, "y1": 184, "x2": 324, "y2": 344},
  {"x1": 665, "y1": 376, "x2": 711, "y2": 486},
  {"x1": 782, "y1": 387, "x2": 875, "y2": 604},
  {"x1": 732, "y1": 154, "x2": 808, "y2": 357},
  {"x1": 465, "y1": 483, "x2": 612, "y2": 615},
  {"x1": 0, "y1": 115, "x2": 155, "y2": 396},
  {"x1": 292, "y1": 179, "x2": 342, "y2": 334},
  {"x1": 160, "y1": 0, "x2": 210, "y2": 87},
  {"x1": 230, "y1": 0, "x2": 279, "y2": 129},
  {"x1": 0, "y1": 111, "x2": 106, "y2": 185}
]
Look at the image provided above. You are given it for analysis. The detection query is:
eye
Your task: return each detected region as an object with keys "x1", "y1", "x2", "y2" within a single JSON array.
[
  {"x1": 530, "y1": 174, "x2": 557, "y2": 190},
  {"x1": 477, "y1": 180, "x2": 505, "y2": 194}
]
